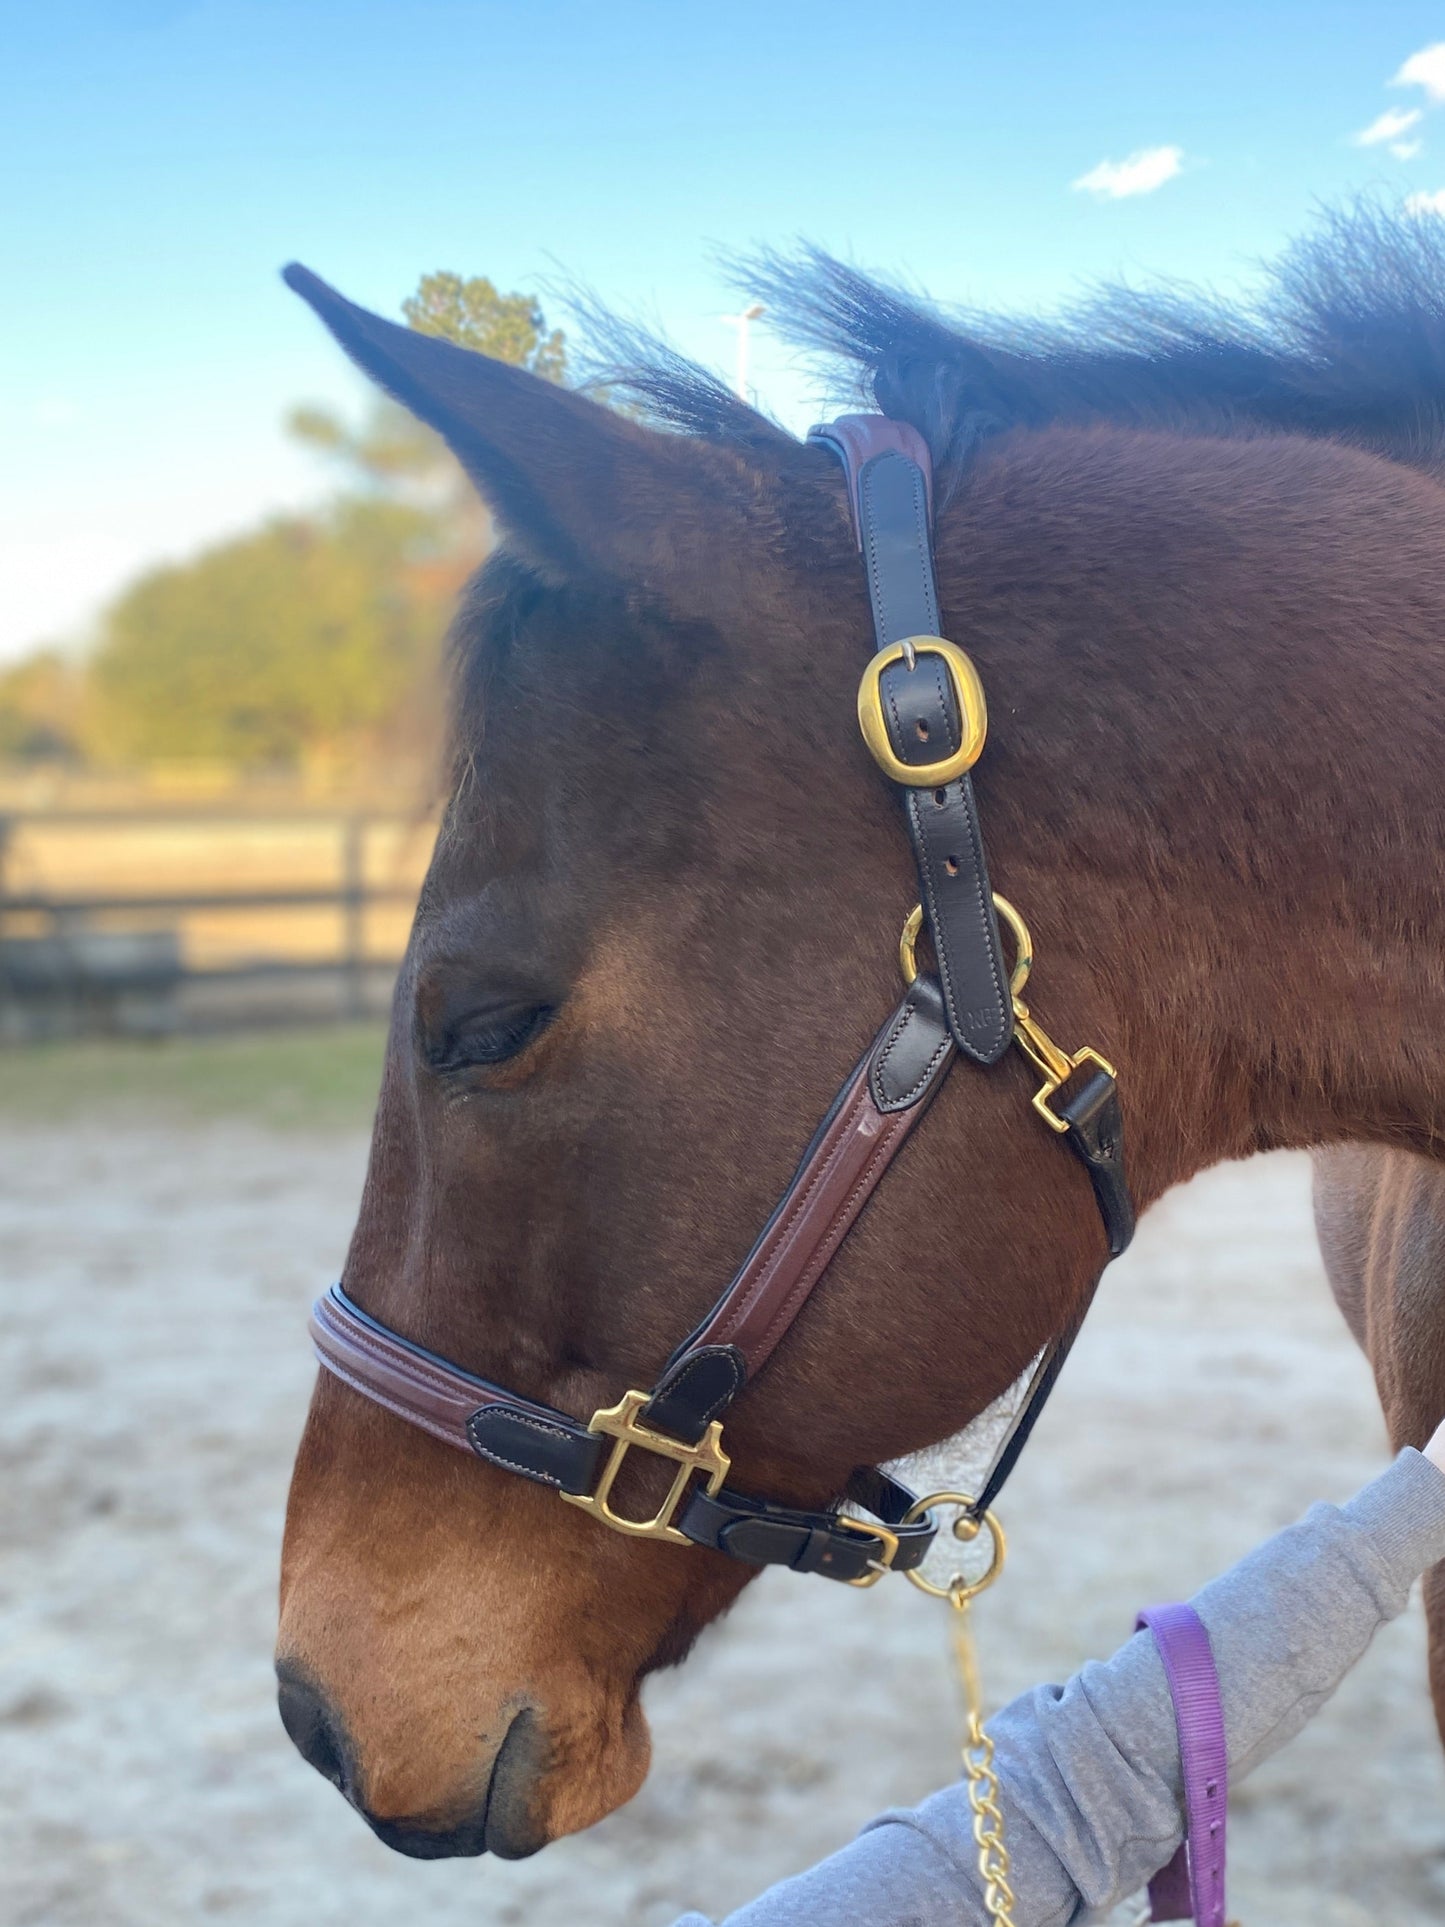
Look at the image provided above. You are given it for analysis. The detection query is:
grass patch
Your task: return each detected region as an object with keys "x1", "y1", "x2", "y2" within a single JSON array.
[{"x1": 0, "y1": 1024, "x2": 388, "y2": 1129}]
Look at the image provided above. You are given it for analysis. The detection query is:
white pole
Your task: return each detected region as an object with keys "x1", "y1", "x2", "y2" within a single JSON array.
[{"x1": 721, "y1": 303, "x2": 765, "y2": 403}]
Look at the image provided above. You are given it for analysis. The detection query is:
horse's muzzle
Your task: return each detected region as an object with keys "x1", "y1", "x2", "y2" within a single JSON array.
[{"x1": 275, "y1": 1661, "x2": 547, "y2": 1859}]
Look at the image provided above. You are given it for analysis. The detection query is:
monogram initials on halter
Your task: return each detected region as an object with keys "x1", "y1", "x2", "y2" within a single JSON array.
[{"x1": 308, "y1": 414, "x2": 1137, "y2": 1587}]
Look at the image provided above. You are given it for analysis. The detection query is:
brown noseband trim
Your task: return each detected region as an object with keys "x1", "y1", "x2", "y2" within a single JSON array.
[{"x1": 310, "y1": 1289, "x2": 557, "y2": 1455}]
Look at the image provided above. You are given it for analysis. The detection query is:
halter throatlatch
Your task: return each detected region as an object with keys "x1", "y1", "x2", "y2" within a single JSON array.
[{"x1": 308, "y1": 413, "x2": 1136, "y2": 1583}]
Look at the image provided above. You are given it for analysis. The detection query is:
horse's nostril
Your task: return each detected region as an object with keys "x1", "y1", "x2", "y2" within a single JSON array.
[
  {"x1": 483, "y1": 1707, "x2": 550, "y2": 1860},
  {"x1": 276, "y1": 1664, "x2": 356, "y2": 1801}
]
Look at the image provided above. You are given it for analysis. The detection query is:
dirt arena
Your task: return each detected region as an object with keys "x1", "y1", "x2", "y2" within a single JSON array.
[{"x1": 3, "y1": 1042, "x2": 1443, "y2": 1925}]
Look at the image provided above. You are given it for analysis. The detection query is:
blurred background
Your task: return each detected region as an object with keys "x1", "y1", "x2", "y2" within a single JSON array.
[{"x1": 4, "y1": 5, "x2": 1445, "y2": 1923}]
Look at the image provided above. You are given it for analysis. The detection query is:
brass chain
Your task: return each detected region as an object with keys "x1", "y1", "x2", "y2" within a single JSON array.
[
  {"x1": 901, "y1": 1495, "x2": 1016, "y2": 1925},
  {"x1": 951, "y1": 1584, "x2": 1018, "y2": 1926}
]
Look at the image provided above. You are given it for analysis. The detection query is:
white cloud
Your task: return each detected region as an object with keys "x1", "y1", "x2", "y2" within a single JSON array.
[
  {"x1": 1354, "y1": 105, "x2": 1423, "y2": 146},
  {"x1": 1405, "y1": 187, "x2": 1445, "y2": 215},
  {"x1": 1391, "y1": 138, "x2": 1424, "y2": 160},
  {"x1": 1394, "y1": 43, "x2": 1445, "y2": 102},
  {"x1": 1071, "y1": 145, "x2": 1184, "y2": 200}
]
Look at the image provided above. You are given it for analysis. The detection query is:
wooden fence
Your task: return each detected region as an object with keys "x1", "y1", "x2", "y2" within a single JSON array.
[{"x1": 0, "y1": 804, "x2": 435, "y2": 1037}]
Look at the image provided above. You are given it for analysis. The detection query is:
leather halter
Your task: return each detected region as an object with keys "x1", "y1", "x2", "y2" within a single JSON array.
[{"x1": 309, "y1": 415, "x2": 1136, "y2": 1586}]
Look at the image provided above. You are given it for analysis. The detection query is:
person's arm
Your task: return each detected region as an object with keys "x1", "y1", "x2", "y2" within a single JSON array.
[{"x1": 672, "y1": 1438, "x2": 1445, "y2": 1927}]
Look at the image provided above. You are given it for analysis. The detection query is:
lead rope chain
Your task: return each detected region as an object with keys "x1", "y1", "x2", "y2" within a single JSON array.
[
  {"x1": 954, "y1": 1584, "x2": 1016, "y2": 1924},
  {"x1": 901, "y1": 1494, "x2": 1016, "y2": 1924}
]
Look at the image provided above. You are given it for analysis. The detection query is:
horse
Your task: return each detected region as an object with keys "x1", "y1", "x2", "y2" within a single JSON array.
[
  {"x1": 275, "y1": 202, "x2": 1445, "y2": 1862},
  {"x1": 1314, "y1": 1147, "x2": 1445, "y2": 1739}
]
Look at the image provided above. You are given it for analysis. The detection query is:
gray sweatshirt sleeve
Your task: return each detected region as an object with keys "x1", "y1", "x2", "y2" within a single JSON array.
[{"x1": 672, "y1": 1450, "x2": 1445, "y2": 1927}]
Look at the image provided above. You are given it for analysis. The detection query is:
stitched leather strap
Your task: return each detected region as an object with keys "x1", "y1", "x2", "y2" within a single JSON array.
[
  {"x1": 1057, "y1": 1066, "x2": 1135, "y2": 1259},
  {"x1": 1137, "y1": 1604, "x2": 1230, "y2": 1927},
  {"x1": 680, "y1": 1465, "x2": 934, "y2": 1581},
  {"x1": 809, "y1": 415, "x2": 1013, "y2": 1066},
  {"x1": 310, "y1": 1286, "x2": 939, "y2": 1583},
  {"x1": 642, "y1": 971, "x2": 955, "y2": 1443},
  {"x1": 310, "y1": 1285, "x2": 606, "y2": 1491}
]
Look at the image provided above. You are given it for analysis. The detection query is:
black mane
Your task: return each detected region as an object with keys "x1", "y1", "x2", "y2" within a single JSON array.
[{"x1": 607, "y1": 202, "x2": 1445, "y2": 484}]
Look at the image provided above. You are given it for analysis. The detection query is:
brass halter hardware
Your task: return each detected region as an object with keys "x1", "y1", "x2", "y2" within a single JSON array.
[
  {"x1": 901, "y1": 1494, "x2": 1016, "y2": 1924},
  {"x1": 559, "y1": 1390, "x2": 730, "y2": 1544},
  {"x1": 900, "y1": 896, "x2": 1117, "y2": 1135},
  {"x1": 835, "y1": 1513, "x2": 902, "y2": 1588},
  {"x1": 899, "y1": 1491, "x2": 1007, "y2": 1604},
  {"x1": 857, "y1": 636, "x2": 988, "y2": 786}
]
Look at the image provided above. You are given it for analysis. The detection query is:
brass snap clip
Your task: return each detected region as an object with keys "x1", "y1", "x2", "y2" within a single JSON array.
[
  {"x1": 902, "y1": 1492, "x2": 1017, "y2": 1924},
  {"x1": 899, "y1": 1490, "x2": 1007, "y2": 1604},
  {"x1": 899, "y1": 894, "x2": 1117, "y2": 1134}
]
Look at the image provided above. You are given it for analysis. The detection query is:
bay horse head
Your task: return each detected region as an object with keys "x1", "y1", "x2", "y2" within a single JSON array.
[{"x1": 275, "y1": 207, "x2": 1445, "y2": 1859}]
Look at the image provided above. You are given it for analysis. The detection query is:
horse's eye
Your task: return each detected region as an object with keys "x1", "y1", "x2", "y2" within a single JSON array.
[{"x1": 428, "y1": 1002, "x2": 555, "y2": 1072}]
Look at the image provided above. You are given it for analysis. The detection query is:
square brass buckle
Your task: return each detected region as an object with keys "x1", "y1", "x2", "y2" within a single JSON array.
[
  {"x1": 560, "y1": 1389, "x2": 731, "y2": 1545},
  {"x1": 836, "y1": 1514, "x2": 902, "y2": 1588}
]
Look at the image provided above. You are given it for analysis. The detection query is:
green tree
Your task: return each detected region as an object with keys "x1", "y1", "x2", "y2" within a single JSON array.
[
  {"x1": 402, "y1": 271, "x2": 568, "y2": 381},
  {"x1": 286, "y1": 399, "x2": 445, "y2": 486},
  {"x1": 86, "y1": 499, "x2": 455, "y2": 770}
]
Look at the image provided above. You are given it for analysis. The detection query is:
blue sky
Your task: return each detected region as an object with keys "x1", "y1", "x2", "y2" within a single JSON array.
[{"x1": 5, "y1": 1, "x2": 1445, "y2": 661}]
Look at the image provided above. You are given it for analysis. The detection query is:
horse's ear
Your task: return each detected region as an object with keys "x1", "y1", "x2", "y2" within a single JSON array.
[{"x1": 283, "y1": 264, "x2": 712, "y2": 581}]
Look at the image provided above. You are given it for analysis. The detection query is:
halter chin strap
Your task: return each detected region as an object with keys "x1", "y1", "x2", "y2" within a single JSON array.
[{"x1": 307, "y1": 413, "x2": 1136, "y2": 1583}]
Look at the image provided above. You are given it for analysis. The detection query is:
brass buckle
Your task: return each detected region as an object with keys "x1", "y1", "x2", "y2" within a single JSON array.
[
  {"x1": 857, "y1": 637, "x2": 987, "y2": 787},
  {"x1": 559, "y1": 1389, "x2": 731, "y2": 1545},
  {"x1": 835, "y1": 1514, "x2": 902, "y2": 1588}
]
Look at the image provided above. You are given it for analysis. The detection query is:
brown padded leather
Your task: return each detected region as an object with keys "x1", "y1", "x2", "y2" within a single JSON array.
[
  {"x1": 639, "y1": 976, "x2": 956, "y2": 1442},
  {"x1": 688, "y1": 1056, "x2": 930, "y2": 1375},
  {"x1": 310, "y1": 1289, "x2": 539, "y2": 1454},
  {"x1": 809, "y1": 413, "x2": 934, "y2": 546}
]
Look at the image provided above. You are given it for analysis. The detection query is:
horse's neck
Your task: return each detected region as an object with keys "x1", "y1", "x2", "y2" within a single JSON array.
[
  {"x1": 1093, "y1": 703, "x2": 1445, "y2": 1203},
  {"x1": 955, "y1": 430, "x2": 1445, "y2": 1207}
]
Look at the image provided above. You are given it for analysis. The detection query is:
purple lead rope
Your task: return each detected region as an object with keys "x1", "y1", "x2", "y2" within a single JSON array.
[{"x1": 1135, "y1": 1604, "x2": 1230, "y2": 1927}]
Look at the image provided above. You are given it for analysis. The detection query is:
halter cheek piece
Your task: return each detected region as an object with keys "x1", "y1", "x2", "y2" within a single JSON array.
[{"x1": 309, "y1": 416, "x2": 1136, "y2": 1587}]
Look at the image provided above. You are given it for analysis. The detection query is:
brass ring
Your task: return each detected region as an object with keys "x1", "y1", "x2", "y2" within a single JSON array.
[
  {"x1": 899, "y1": 1490, "x2": 1007, "y2": 1602},
  {"x1": 899, "y1": 905, "x2": 926, "y2": 986},
  {"x1": 898, "y1": 896, "x2": 1033, "y2": 1000},
  {"x1": 991, "y1": 894, "x2": 1033, "y2": 999}
]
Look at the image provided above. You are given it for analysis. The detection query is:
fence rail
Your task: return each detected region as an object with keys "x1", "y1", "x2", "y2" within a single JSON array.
[
  {"x1": 1, "y1": 887, "x2": 419, "y2": 915},
  {"x1": 0, "y1": 805, "x2": 432, "y2": 1035}
]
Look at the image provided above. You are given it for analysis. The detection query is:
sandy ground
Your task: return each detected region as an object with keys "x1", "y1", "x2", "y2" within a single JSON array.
[{"x1": 3, "y1": 1121, "x2": 1444, "y2": 1926}]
